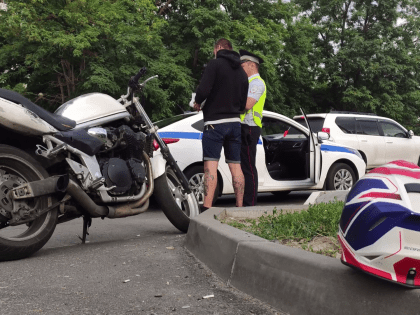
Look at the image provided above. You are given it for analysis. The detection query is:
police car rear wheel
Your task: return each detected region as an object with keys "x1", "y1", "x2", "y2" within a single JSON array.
[{"x1": 184, "y1": 165, "x2": 219, "y2": 206}]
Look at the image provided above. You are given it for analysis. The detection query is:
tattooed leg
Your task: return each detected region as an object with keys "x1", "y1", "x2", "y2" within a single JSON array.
[
  {"x1": 203, "y1": 161, "x2": 218, "y2": 208},
  {"x1": 228, "y1": 163, "x2": 244, "y2": 207}
]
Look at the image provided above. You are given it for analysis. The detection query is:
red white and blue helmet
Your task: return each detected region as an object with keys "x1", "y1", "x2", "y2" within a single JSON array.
[{"x1": 338, "y1": 160, "x2": 420, "y2": 287}]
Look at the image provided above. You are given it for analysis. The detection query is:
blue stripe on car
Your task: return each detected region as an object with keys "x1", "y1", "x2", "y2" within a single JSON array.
[
  {"x1": 158, "y1": 131, "x2": 263, "y2": 144},
  {"x1": 321, "y1": 144, "x2": 354, "y2": 155}
]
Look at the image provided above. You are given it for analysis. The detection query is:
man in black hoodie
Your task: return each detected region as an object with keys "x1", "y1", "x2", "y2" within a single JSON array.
[{"x1": 194, "y1": 38, "x2": 248, "y2": 210}]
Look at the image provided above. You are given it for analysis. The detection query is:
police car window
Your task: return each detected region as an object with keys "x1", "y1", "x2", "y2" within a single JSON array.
[
  {"x1": 295, "y1": 117, "x2": 325, "y2": 133},
  {"x1": 262, "y1": 117, "x2": 305, "y2": 139},
  {"x1": 155, "y1": 113, "x2": 196, "y2": 129},
  {"x1": 191, "y1": 119, "x2": 204, "y2": 132},
  {"x1": 335, "y1": 117, "x2": 356, "y2": 134},
  {"x1": 356, "y1": 120, "x2": 380, "y2": 136},
  {"x1": 379, "y1": 121, "x2": 407, "y2": 138},
  {"x1": 262, "y1": 117, "x2": 289, "y2": 137}
]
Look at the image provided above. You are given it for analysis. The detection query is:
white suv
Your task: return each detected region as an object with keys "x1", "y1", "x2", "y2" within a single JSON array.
[{"x1": 293, "y1": 111, "x2": 420, "y2": 169}]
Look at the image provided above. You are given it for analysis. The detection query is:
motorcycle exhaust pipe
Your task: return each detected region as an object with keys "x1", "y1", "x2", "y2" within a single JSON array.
[
  {"x1": 12, "y1": 175, "x2": 69, "y2": 200},
  {"x1": 66, "y1": 179, "x2": 110, "y2": 218},
  {"x1": 66, "y1": 178, "x2": 152, "y2": 219}
]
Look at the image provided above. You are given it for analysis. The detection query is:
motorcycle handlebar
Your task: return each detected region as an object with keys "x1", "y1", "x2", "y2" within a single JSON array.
[
  {"x1": 119, "y1": 68, "x2": 157, "y2": 101},
  {"x1": 132, "y1": 67, "x2": 147, "y2": 84}
]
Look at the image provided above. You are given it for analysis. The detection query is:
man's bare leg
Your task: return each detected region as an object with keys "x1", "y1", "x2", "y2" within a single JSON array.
[
  {"x1": 228, "y1": 163, "x2": 244, "y2": 207},
  {"x1": 203, "y1": 160, "x2": 218, "y2": 208}
]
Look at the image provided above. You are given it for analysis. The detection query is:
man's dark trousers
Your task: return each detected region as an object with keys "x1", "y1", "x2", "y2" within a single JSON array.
[{"x1": 240, "y1": 124, "x2": 261, "y2": 206}]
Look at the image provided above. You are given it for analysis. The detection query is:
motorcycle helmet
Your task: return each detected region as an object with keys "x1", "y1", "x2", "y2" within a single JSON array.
[{"x1": 338, "y1": 160, "x2": 420, "y2": 287}]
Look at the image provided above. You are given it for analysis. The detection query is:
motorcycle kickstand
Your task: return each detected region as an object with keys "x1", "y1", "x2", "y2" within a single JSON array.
[{"x1": 78, "y1": 215, "x2": 92, "y2": 244}]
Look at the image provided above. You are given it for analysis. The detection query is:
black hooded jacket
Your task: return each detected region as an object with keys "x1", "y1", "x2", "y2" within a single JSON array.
[{"x1": 195, "y1": 49, "x2": 248, "y2": 124}]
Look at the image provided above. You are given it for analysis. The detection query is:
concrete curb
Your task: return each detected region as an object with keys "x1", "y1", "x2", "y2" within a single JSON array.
[
  {"x1": 185, "y1": 195, "x2": 420, "y2": 315},
  {"x1": 304, "y1": 190, "x2": 348, "y2": 205}
]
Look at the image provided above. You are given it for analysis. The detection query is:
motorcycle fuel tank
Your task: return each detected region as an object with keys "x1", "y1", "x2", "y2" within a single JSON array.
[{"x1": 55, "y1": 93, "x2": 130, "y2": 129}]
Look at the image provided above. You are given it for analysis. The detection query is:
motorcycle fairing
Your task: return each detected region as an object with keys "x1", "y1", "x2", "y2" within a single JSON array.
[
  {"x1": 0, "y1": 88, "x2": 76, "y2": 131},
  {"x1": 54, "y1": 130, "x2": 103, "y2": 156}
]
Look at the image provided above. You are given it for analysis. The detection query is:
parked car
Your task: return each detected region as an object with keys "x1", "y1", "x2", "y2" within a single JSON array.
[
  {"x1": 293, "y1": 111, "x2": 420, "y2": 169},
  {"x1": 155, "y1": 111, "x2": 366, "y2": 205}
]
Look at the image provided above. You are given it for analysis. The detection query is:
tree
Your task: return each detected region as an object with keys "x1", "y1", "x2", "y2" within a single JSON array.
[
  {"x1": 293, "y1": 0, "x2": 420, "y2": 129},
  {"x1": 0, "y1": 0, "x2": 194, "y2": 120},
  {"x1": 159, "y1": 0, "x2": 316, "y2": 116}
]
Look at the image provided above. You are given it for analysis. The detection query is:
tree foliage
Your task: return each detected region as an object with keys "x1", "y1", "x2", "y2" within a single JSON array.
[
  {"x1": 159, "y1": 0, "x2": 315, "y2": 117},
  {"x1": 0, "y1": 0, "x2": 419, "y2": 129},
  {"x1": 293, "y1": 0, "x2": 420, "y2": 129},
  {"x1": 0, "y1": 0, "x2": 193, "y2": 119}
]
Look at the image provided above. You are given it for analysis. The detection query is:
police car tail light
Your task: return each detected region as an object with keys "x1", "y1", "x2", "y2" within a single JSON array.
[
  {"x1": 322, "y1": 127, "x2": 330, "y2": 134},
  {"x1": 153, "y1": 138, "x2": 180, "y2": 151}
]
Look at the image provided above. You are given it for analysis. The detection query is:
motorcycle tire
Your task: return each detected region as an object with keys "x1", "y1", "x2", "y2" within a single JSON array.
[
  {"x1": 153, "y1": 166, "x2": 199, "y2": 233},
  {"x1": 0, "y1": 145, "x2": 58, "y2": 261}
]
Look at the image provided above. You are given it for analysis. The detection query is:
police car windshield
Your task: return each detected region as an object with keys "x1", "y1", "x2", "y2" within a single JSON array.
[{"x1": 155, "y1": 113, "x2": 196, "y2": 128}]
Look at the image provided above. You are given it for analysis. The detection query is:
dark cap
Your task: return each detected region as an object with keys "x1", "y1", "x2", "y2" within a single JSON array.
[{"x1": 239, "y1": 49, "x2": 264, "y2": 65}]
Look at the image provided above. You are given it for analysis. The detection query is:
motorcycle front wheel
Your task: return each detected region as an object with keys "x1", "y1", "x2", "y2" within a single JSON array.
[
  {"x1": 153, "y1": 166, "x2": 199, "y2": 233},
  {"x1": 0, "y1": 145, "x2": 58, "y2": 261}
]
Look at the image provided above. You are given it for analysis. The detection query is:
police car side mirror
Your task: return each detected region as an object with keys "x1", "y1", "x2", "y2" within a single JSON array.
[
  {"x1": 408, "y1": 130, "x2": 414, "y2": 138},
  {"x1": 317, "y1": 131, "x2": 330, "y2": 142}
]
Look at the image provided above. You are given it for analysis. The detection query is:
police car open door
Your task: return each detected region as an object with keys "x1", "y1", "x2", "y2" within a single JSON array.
[{"x1": 300, "y1": 108, "x2": 321, "y2": 184}]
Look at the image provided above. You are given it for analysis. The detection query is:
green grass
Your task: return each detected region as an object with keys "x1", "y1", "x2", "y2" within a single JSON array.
[{"x1": 222, "y1": 201, "x2": 344, "y2": 257}]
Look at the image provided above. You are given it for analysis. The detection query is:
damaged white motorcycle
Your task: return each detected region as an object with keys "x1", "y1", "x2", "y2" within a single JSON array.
[{"x1": 0, "y1": 68, "x2": 199, "y2": 261}]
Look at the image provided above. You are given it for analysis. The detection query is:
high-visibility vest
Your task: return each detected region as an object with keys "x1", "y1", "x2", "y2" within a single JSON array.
[{"x1": 240, "y1": 75, "x2": 266, "y2": 128}]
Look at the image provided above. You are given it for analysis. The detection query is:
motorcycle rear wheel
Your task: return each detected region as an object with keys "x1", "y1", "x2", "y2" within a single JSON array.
[
  {"x1": 0, "y1": 145, "x2": 58, "y2": 261},
  {"x1": 153, "y1": 166, "x2": 199, "y2": 233}
]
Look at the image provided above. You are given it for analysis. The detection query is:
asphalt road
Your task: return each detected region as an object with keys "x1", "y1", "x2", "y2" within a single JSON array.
[{"x1": 0, "y1": 192, "x2": 310, "y2": 315}]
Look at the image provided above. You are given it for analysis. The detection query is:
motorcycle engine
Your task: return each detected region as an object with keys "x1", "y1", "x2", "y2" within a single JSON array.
[
  {"x1": 101, "y1": 158, "x2": 132, "y2": 194},
  {"x1": 99, "y1": 125, "x2": 148, "y2": 195}
]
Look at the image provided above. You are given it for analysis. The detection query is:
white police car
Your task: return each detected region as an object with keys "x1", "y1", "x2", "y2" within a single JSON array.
[{"x1": 155, "y1": 110, "x2": 366, "y2": 205}]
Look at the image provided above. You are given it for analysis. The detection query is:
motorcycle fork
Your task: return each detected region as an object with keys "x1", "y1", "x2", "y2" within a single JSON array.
[
  {"x1": 155, "y1": 135, "x2": 192, "y2": 194},
  {"x1": 132, "y1": 97, "x2": 192, "y2": 194}
]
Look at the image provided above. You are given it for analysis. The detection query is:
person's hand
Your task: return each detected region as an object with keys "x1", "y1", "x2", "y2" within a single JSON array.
[{"x1": 194, "y1": 103, "x2": 201, "y2": 112}]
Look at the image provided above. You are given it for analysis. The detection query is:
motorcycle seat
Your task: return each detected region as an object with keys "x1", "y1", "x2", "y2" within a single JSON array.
[{"x1": 0, "y1": 88, "x2": 76, "y2": 131}]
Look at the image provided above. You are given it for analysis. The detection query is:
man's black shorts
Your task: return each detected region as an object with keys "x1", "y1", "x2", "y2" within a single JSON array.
[{"x1": 202, "y1": 122, "x2": 241, "y2": 163}]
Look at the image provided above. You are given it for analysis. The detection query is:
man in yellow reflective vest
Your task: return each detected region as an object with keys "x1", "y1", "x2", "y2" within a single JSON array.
[{"x1": 239, "y1": 50, "x2": 266, "y2": 206}]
